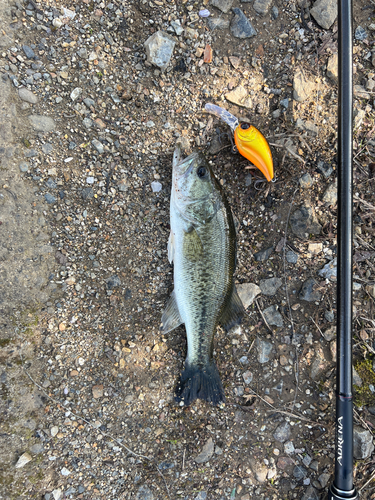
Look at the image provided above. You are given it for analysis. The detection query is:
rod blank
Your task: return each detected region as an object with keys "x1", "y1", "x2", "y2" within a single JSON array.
[{"x1": 328, "y1": 0, "x2": 358, "y2": 498}]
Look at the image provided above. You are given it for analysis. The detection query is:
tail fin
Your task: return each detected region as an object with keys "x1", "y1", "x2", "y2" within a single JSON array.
[{"x1": 175, "y1": 362, "x2": 225, "y2": 406}]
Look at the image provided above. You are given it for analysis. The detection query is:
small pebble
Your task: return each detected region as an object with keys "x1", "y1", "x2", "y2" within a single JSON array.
[
  {"x1": 271, "y1": 6, "x2": 279, "y2": 18},
  {"x1": 199, "y1": 9, "x2": 210, "y2": 17},
  {"x1": 286, "y1": 251, "x2": 298, "y2": 264},
  {"x1": 280, "y1": 98, "x2": 289, "y2": 109},
  {"x1": 293, "y1": 465, "x2": 307, "y2": 480},
  {"x1": 299, "y1": 173, "x2": 313, "y2": 188},
  {"x1": 317, "y1": 161, "x2": 333, "y2": 178},
  {"x1": 15, "y1": 452, "x2": 32, "y2": 468},
  {"x1": 284, "y1": 441, "x2": 295, "y2": 454},
  {"x1": 45, "y1": 193, "x2": 57, "y2": 204},
  {"x1": 273, "y1": 421, "x2": 291, "y2": 443},
  {"x1": 92, "y1": 384, "x2": 104, "y2": 398},
  {"x1": 42, "y1": 143, "x2": 53, "y2": 154},
  {"x1": 19, "y1": 162, "x2": 29, "y2": 172},
  {"x1": 151, "y1": 181, "x2": 162, "y2": 192},
  {"x1": 355, "y1": 26, "x2": 367, "y2": 40},
  {"x1": 53, "y1": 18, "x2": 63, "y2": 28},
  {"x1": 257, "y1": 338, "x2": 273, "y2": 363},
  {"x1": 242, "y1": 370, "x2": 253, "y2": 384},
  {"x1": 50, "y1": 426, "x2": 59, "y2": 437}
]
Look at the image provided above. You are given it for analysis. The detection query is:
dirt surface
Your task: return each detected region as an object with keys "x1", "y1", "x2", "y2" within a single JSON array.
[{"x1": 1, "y1": 0, "x2": 375, "y2": 499}]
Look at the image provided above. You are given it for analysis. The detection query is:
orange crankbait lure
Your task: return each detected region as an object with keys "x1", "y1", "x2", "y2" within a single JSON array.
[{"x1": 205, "y1": 103, "x2": 274, "y2": 182}]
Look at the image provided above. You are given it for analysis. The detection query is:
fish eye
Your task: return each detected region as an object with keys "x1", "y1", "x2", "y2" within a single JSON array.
[
  {"x1": 240, "y1": 122, "x2": 251, "y2": 130},
  {"x1": 197, "y1": 166, "x2": 207, "y2": 178}
]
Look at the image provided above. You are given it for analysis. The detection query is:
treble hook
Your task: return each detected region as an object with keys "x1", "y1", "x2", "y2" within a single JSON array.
[
  {"x1": 254, "y1": 179, "x2": 267, "y2": 191},
  {"x1": 254, "y1": 176, "x2": 277, "y2": 190}
]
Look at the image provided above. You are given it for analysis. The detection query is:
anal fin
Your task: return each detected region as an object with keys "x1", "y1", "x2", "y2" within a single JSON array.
[
  {"x1": 161, "y1": 291, "x2": 183, "y2": 334},
  {"x1": 219, "y1": 285, "x2": 245, "y2": 332}
]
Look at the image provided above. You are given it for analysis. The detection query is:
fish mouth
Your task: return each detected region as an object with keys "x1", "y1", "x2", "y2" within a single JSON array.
[
  {"x1": 172, "y1": 143, "x2": 182, "y2": 168},
  {"x1": 172, "y1": 144, "x2": 200, "y2": 178}
]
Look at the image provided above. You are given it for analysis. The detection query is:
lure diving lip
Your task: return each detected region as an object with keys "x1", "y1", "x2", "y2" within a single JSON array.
[{"x1": 204, "y1": 103, "x2": 274, "y2": 182}]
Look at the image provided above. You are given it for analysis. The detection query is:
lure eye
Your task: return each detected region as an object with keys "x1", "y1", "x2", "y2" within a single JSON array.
[
  {"x1": 197, "y1": 166, "x2": 207, "y2": 178},
  {"x1": 240, "y1": 122, "x2": 251, "y2": 130}
]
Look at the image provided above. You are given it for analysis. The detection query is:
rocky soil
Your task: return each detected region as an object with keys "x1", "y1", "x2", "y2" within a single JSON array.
[{"x1": 1, "y1": 0, "x2": 375, "y2": 499}]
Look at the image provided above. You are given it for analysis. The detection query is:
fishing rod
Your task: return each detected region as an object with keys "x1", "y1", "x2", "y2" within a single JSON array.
[{"x1": 328, "y1": 0, "x2": 358, "y2": 498}]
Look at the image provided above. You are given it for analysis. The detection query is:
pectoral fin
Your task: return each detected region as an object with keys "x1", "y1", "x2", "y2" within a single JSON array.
[
  {"x1": 219, "y1": 286, "x2": 245, "y2": 332},
  {"x1": 161, "y1": 291, "x2": 183, "y2": 333},
  {"x1": 168, "y1": 231, "x2": 175, "y2": 264}
]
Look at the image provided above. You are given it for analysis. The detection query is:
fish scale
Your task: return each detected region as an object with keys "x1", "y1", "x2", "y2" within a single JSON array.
[{"x1": 175, "y1": 207, "x2": 234, "y2": 366}]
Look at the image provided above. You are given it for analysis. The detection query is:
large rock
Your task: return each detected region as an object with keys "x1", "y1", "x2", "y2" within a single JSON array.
[
  {"x1": 293, "y1": 465, "x2": 307, "y2": 480},
  {"x1": 256, "y1": 338, "x2": 273, "y2": 363},
  {"x1": 354, "y1": 85, "x2": 370, "y2": 99},
  {"x1": 136, "y1": 485, "x2": 154, "y2": 500},
  {"x1": 92, "y1": 139, "x2": 104, "y2": 154},
  {"x1": 70, "y1": 87, "x2": 82, "y2": 101},
  {"x1": 299, "y1": 173, "x2": 314, "y2": 188},
  {"x1": 211, "y1": 0, "x2": 234, "y2": 13},
  {"x1": 290, "y1": 202, "x2": 321, "y2": 239},
  {"x1": 144, "y1": 31, "x2": 176, "y2": 70},
  {"x1": 301, "y1": 485, "x2": 319, "y2": 500},
  {"x1": 293, "y1": 69, "x2": 315, "y2": 102},
  {"x1": 263, "y1": 305, "x2": 284, "y2": 327},
  {"x1": 18, "y1": 88, "x2": 38, "y2": 104},
  {"x1": 318, "y1": 258, "x2": 337, "y2": 280},
  {"x1": 231, "y1": 8, "x2": 257, "y2": 38},
  {"x1": 259, "y1": 277, "x2": 282, "y2": 296},
  {"x1": 253, "y1": 0, "x2": 272, "y2": 15},
  {"x1": 273, "y1": 421, "x2": 291, "y2": 442},
  {"x1": 254, "y1": 246, "x2": 274, "y2": 261},
  {"x1": 310, "y1": 346, "x2": 326, "y2": 380},
  {"x1": 171, "y1": 20, "x2": 184, "y2": 36},
  {"x1": 355, "y1": 26, "x2": 367, "y2": 41},
  {"x1": 310, "y1": 0, "x2": 337, "y2": 29},
  {"x1": 322, "y1": 179, "x2": 338, "y2": 206},
  {"x1": 249, "y1": 458, "x2": 268, "y2": 483},
  {"x1": 296, "y1": 119, "x2": 318, "y2": 135},
  {"x1": 354, "y1": 106, "x2": 366, "y2": 128},
  {"x1": 237, "y1": 283, "x2": 261, "y2": 308},
  {"x1": 225, "y1": 85, "x2": 252, "y2": 108},
  {"x1": 353, "y1": 426, "x2": 374, "y2": 459},
  {"x1": 326, "y1": 53, "x2": 338, "y2": 83},
  {"x1": 299, "y1": 278, "x2": 322, "y2": 302},
  {"x1": 22, "y1": 44, "x2": 35, "y2": 59},
  {"x1": 15, "y1": 452, "x2": 32, "y2": 468},
  {"x1": 207, "y1": 18, "x2": 230, "y2": 30},
  {"x1": 317, "y1": 160, "x2": 333, "y2": 178},
  {"x1": 194, "y1": 438, "x2": 214, "y2": 463},
  {"x1": 28, "y1": 115, "x2": 56, "y2": 132}
]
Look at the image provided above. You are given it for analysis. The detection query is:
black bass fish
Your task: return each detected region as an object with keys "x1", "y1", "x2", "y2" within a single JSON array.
[{"x1": 161, "y1": 145, "x2": 245, "y2": 405}]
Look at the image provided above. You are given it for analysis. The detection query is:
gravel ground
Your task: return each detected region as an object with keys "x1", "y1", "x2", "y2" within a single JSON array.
[{"x1": 1, "y1": 0, "x2": 375, "y2": 499}]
